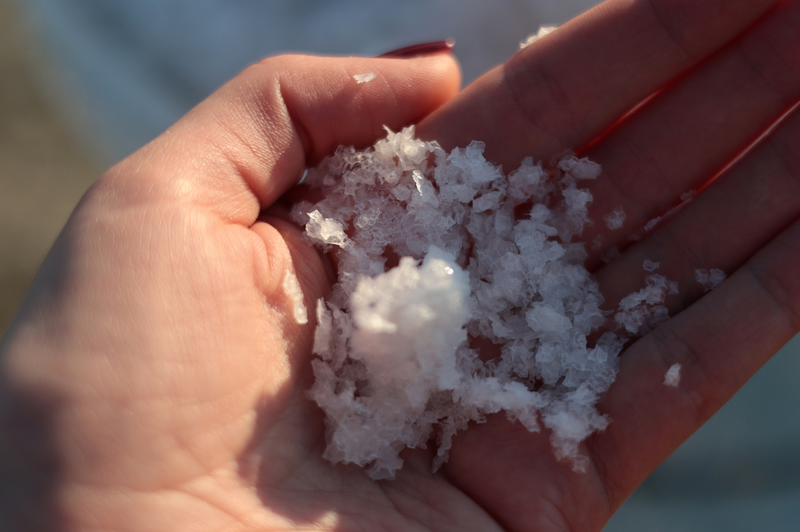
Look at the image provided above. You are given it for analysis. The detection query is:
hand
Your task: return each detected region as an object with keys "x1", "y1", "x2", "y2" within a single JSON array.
[
  {"x1": 0, "y1": 53, "x2": 463, "y2": 530},
  {"x1": 419, "y1": 0, "x2": 800, "y2": 530},
  {"x1": 1, "y1": 2, "x2": 798, "y2": 532}
]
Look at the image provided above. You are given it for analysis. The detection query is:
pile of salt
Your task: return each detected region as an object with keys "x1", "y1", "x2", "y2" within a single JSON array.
[{"x1": 292, "y1": 127, "x2": 642, "y2": 479}]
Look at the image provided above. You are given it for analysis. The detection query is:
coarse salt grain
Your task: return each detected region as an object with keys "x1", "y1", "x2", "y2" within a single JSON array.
[
  {"x1": 353, "y1": 72, "x2": 377, "y2": 84},
  {"x1": 664, "y1": 363, "x2": 681, "y2": 387},
  {"x1": 643, "y1": 259, "x2": 660, "y2": 272},
  {"x1": 695, "y1": 268, "x2": 725, "y2": 292},
  {"x1": 604, "y1": 207, "x2": 626, "y2": 230},
  {"x1": 520, "y1": 25, "x2": 558, "y2": 48}
]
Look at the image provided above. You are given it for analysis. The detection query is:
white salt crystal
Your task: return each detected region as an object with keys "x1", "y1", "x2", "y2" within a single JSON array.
[
  {"x1": 282, "y1": 271, "x2": 308, "y2": 325},
  {"x1": 664, "y1": 363, "x2": 681, "y2": 387},
  {"x1": 520, "y1": 25, "x2": 559, "y2": 49},
  {"x1": 604, "y1": 207, "x2": 626, "y2": 230},
  {"x1": 615, "y1": 274, "x2": 677, "y2": 336},
  {"x1": 643, "y1": 216, "x2": 661, "y2": 233},
  {"x1": 558, "y1": 155, "x2": 602, "y2": 180},
  {"x1": 695, "y1": 268, "x2": 725, "y2": 292},
  {"x1": 661, "y1": 190, "x2": 696, "y2": 221},
  {"x1": 353, "y1": 72, "x2": 377, "y2": 84},
  {"x1": 305, "y1": 210, "x2": 351, "y2": 249},
  {"x1": 526, "y1": 303, "x2": 572, "y2": 336},
  {"x1": 507, "y1": 158, "x2": 549, "y2": 202},
  {"x1": 296, "y1": 127, "x2": 626, "y2": 479},
  {"x1": 643, "y1": 259, "x2": 660, "y2": 272}
]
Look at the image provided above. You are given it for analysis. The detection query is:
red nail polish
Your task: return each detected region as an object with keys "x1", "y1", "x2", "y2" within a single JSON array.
[{"x1": 378, "y1": 39, "x2": 455, "y2": 59}]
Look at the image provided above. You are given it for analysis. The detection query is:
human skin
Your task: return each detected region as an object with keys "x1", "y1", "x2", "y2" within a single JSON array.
[{"x1": 2, "y1": 0, "x2": 800, "y2": 531}]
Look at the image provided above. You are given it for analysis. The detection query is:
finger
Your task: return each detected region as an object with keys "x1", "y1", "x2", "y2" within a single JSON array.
[
  {"x1": 581, "y1": 0, "x2": 800, "y2": 268},
  {"x1": 595, "y1": 102, "x2": 800, "y2": 314},
  {"x1": 589, "y1": 211, "x2": 800, "y2": 511},
  {"x1": 437, "y1": 106, "x2": 800, "y2": 529},
  {"x1": 417, "y1": 0, "x2": 778, "y2": 168},
  {"x1": 102, "y1": 53, "x2": 460, "y2": 226}
]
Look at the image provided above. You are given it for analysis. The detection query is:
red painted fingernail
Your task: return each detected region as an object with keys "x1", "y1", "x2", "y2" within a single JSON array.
[{"x1": 378, "y1": 39, "x2": 455, "y2": 59}]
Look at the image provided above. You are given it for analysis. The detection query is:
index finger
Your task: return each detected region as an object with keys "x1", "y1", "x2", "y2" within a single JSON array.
[{"x1": 418, "y1": 0, "x2": 779, "y2": 169}]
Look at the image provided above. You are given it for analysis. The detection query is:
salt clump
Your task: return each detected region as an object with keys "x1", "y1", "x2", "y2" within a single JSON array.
[
  {"x1": 695, "y1": 268, "x2": 725, "y2": 292},
  {"x1": 643, "y1": 216, "x2": 661, "y2": 233},
  {"x1": 520, "y1": 25, "x2": 558, "y2": 49},
  {"x1": 353, "y1": 72, "x2": 377, "y2": 84},
  {"x1": 604, "y1": 207, "x2": 626, "y2": 230},
  {"x1": 615, "y1": 274, "x2": 678, "y2": 336},
  {"x1": 643, "y1": 259, "x2": 660, "y2": 272},
  {"x1": 293, "y1": 127, "x2": 630, "y2": 479},
  {"x1": 664, "y1": 363, "x2": 681, "y2": 387}
]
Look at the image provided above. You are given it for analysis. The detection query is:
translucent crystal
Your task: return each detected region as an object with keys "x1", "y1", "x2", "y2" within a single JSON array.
[
  {"x1": 695, "y1": 268, "x2": 726, "y2": 292},
  {"x1": 664, "y1": 363, "x2": 682, "y2": 387}
]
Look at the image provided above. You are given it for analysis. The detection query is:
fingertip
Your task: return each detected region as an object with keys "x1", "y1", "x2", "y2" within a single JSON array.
[{"x1": 412, "y1": 50, "x2": 462, "y2": 99}]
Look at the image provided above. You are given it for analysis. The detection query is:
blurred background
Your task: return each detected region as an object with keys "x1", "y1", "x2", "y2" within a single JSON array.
[{"x1": 1, "y1": 0, "x2": 799, "y2": 530}]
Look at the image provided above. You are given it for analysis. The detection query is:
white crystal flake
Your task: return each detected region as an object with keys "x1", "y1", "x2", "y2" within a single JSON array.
[
  {"x1": 695, "y1": 268, "x2": 725, "y2": 292},
  {"x1": 604, "y1": 207, "x2": 626, "y2": 230},
  {"x1": 520, "y1": 25, "x2": 559, "y2": 49},
  {"x1": 614, "y1": 274, "x2": 678, "y2": 336},
  {"x1": 643, "y1": 259, "x2": 660, "y2": 272},
  {"x1": 643, "y1": 216, "x2": 661, "y2": 233},
  {"x1": 664, "y1": 363, "x2": 681, "y2": 387},
  {"x1": 353, "y1": 72, "x2": 377, "y2": 84},
  {"x1": 293, "y1": 126, "x2": 635, "y2": 479}
]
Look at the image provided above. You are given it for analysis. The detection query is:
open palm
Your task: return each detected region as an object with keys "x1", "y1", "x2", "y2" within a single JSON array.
[{"x1": 2, "y1": 1, "x2": 800, "y2": 531}]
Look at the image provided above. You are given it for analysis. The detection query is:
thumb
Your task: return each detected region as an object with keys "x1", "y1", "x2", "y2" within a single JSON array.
[{"x1": 103, "y1": 52, "x2": 461, "y2": 225}]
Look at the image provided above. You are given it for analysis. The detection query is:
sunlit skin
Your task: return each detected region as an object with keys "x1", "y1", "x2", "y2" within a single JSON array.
[{"x1": 2, "y1": 0, "x2": 800, "y2": 531}]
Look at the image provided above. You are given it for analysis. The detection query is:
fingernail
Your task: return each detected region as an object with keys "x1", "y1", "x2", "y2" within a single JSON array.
[{"x1": 378, "y1": 39, "x2": 455, "y2": 59}]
